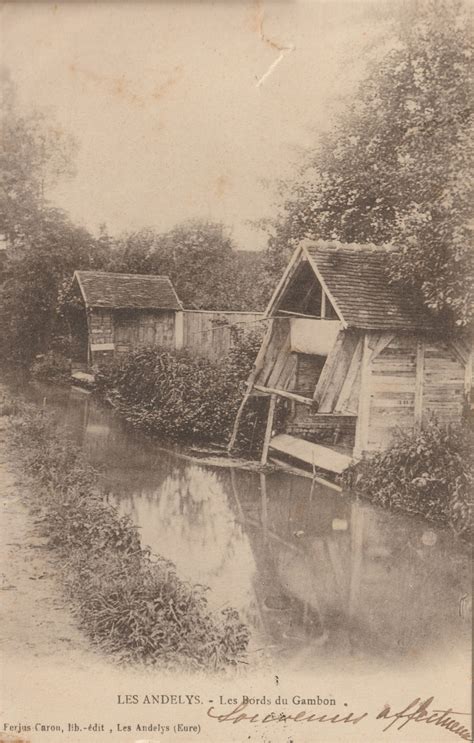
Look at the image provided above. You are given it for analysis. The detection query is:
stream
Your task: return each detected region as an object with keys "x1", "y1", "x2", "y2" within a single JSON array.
[{"x1": 5, "y1": 377, "x2": 472, "y2": 675}]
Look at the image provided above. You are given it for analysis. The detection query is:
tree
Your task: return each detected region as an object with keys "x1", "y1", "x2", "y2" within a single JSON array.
[
  {"x1": 108, "y1": 220, "x2": 270, "y2": 311},
  {"x1": 0, "y1": 67, "x2": 77, "y2": 242},
  {"x1": 0, "y1": 70, "x2": 105, "y2": 363},
  {"x1": 268, "y1": 0, "x2": 473, "y2": 326},
  {"x1": 0, "y1": 209, "x2": 104, "y2": 363}
]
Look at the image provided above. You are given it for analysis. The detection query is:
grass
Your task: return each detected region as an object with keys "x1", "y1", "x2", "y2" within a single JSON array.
[{"x1": 6, "y1": 402, "x2": 249, "y2": 671}]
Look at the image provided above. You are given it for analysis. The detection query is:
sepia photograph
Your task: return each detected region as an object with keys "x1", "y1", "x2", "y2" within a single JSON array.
[{"x1": 0, "y1": 1, "x2": 472, "y2": 742}]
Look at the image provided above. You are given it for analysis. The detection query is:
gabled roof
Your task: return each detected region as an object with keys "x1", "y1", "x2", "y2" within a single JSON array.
[
  {"x1": 74, "y1": 271, "x2": 183, "y2": 311},
  {"x1": 267, "y1": 241, "x2": 436, "y2": 331}
]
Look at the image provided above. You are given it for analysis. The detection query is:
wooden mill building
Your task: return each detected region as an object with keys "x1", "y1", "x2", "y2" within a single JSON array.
[
  {"x1": 71, "y1": 271, "x2": 183, "y2": 367},
  {"x1": 230, "y1": 240, "x2": 472, "y2": 473}
]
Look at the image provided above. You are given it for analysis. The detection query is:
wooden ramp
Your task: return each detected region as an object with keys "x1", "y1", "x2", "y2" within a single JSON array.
[
  {"x1": 269, "y1": 434, "x2": 352, "y2": 475},
  {"x1": 71, "y1": 371, "x2": 95, "y2": 388}
]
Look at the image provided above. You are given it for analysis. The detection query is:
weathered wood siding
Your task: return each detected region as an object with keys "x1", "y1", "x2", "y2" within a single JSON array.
[
  {"x1": 366, "y1": 335, "x2": 417, "y2": 451},
  {"x1": 365, "y1": 335, "x2": 465, "y2": 452},
  {"x1": 183, "y1": 311, "x2": 266, "y2": 361},
  {"x1": 422, "y1": 340, "x2": 465, "y2": 424},
  {"x1": 255, "y1": 318, "x2": 291, "y2": 386},
  {"x1": 89, "y1": 309, "x2": 115, "y2": 365},
  {"x1": 114, "y1": 310, "x2": 176, "y2": 357},
  {"x1": 89, "y1": 309, "x2": 114, "y2": 346}
]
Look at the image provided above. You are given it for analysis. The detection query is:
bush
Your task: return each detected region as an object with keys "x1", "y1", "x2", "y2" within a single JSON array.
[
  {"x1": 30, "y1": 351, "x2": 71, "y2": 384},
  {"x1": 342, "y1": 420, "x2": 473, "y2": 539},
  {"x1": 8, "y1": 404, "x2": 249, "y2": 670},
  {"x1": 95, "y1": 328, "x2": 267, "y2": 452}
]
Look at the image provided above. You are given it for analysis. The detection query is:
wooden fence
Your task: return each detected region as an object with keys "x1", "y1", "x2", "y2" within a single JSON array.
[{"x1": 182, "y1": 310, "x2": 267, "y2": 361}]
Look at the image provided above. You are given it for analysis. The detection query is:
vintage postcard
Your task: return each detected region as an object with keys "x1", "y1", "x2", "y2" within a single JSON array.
[{"x1": 0, "y1": 1, "x2": 472, "y2": 742}]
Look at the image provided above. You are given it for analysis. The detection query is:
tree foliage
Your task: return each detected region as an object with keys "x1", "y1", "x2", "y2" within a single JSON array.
[
  {"x1": 0, "y1": 67, "x2": 76, "y2": 242},
  {"x1": 0, "y1": 71, "x2": 106, "y2": 363},
  {"x1": 268, "y1": 0, "x2": 473, "y2": 326},
  {"x1": 107, "y1": 220, "x2": 269, "y2": 312}
]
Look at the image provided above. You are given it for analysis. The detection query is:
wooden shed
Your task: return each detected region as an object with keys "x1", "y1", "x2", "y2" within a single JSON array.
[
  {"x1": 71, "y1": 271, "x2": 183, "y2": 367},
  {"x1": 230, "y1": 241, "x2": 472, "y2": 472}
]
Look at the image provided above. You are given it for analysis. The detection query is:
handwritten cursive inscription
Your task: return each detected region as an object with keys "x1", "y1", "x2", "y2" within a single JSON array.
[
  {"x1": 376, "y1": 696, "x2": 472, "y2": 741},
  {"x1": 207, "y1": 697, "x2": 472, "y2": 740}
]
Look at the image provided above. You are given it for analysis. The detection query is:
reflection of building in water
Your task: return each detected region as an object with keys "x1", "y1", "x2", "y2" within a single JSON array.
[
  {"x1": 230, "y1": 470, "x2": 472, "y2": 669},
  {"x1": 230, "y1": 471, "x2": 353, "y2": 660}
]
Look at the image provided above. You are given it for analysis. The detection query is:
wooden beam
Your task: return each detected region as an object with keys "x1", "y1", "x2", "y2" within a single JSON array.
[
  {"x1": 451, "y1": 338, "x2": 470, "y2": 365},
  {"x1": 313, "y1": 330, "x2": 359, "y2": 413},
  {"x1": 353, "y1": 333, "x2": 372, "y2": 459},
  {"x1": 267, "y1": 331, "x2": 291, "y2": 388},
  {"x1": 261, "y1": 394, "x2": 277, "y2": 465},
  {"x1": 414, "y1": 338, "x2": 425, "y2": 429},
  {"x1": 334, "y1": 337, "x2": 363, "y2": 413},
  {"x1": 279, "y1": 353, "x2": 298, "y2": 391},
  {"x1": 258, "y1": 318, "x2": 288, "y2": 387},
  {"x1": 368, "y1": 332, "x2": 395, "y2": 363},
  {"x1": 313, "y1": 330, "x2": 346, "y2": 404},
  {"x1": 277, "y1": 309, "x2": 321, "y2": 319},
  {"x1": 264, "y1": 245, "x2": 303, "y2": 318},
  {"x1": 253, "y1": 384, "x2": 313, "y2": 405}
]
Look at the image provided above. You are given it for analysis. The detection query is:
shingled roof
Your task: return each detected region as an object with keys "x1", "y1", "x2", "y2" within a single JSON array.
[
  {"x1": 272, "y1": 241, "x2": 436, "y2": 330},
  {"x1": 74, "y1": 271, "x2": 183, "y2": 311}
]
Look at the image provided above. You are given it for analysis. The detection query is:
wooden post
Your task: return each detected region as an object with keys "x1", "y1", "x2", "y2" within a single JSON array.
[
  {"x1": 228, "y1": 389, "x2": 251, "y2": 453},
  {"x1": 465, "y1": 348, "x2": 473, "y2": 398},
  {"x1": 174, "y1": 310, "x2": 184, "y2": 350},
  {"x1": 260, "y1": 394, "x2": 277, "y2": 465},
  {"x1": 353, "y1": 333, "x2": 372, "y2": 459},
  {"x1": 320, "y1": 290, "x2": 326, "y2": 319},
  {"x1": 414, "y1": 338, "x2": 425, "y2": 429}
]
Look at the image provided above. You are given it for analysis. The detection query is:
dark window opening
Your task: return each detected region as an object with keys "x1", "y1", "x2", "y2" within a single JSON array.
[{"x1": 277, "y1": 262, "x2": 338, "y2": 319}]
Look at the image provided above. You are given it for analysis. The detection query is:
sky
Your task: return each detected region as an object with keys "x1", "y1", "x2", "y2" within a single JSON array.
[{"x1": 2, "y1": 1, "x2": 391, "y2": 250}]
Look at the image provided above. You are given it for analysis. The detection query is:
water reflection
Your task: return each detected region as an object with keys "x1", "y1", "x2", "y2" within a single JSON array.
[{"x1": 13, "y1": 381, "x2": 473, "y2": 671}]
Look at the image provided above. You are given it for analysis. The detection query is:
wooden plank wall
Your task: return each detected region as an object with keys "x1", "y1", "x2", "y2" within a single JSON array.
[
  {"x1": 366, "y1": 334, "x2": 417, "y2": 451},
  {"x1": 114, "y1": 310, "x2": 176, "y2": 357},
  {"x1": 182, "y1": 310, "x2": 266, "y2": 361},
  {"x1": 89, "y1": 309, "x2": 114, "y2": 346},
  {"x1": 365, "y1": 335, "x2": 465, "y2": 452},
  {"x1": 422, "y1": 340, "x2": 465, "y2": 424}
]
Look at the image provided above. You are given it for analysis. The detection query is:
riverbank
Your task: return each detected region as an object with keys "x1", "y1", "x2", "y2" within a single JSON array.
[
  {"x1": 0, "y1": 416, "x2": 94, "y2": 666},
  {"x1": 3, "y1": 401, "x2": 249, "y2": 672}
]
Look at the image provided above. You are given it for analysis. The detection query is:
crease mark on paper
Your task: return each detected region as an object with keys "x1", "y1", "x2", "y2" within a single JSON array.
[{"x1": 253, "y1": 0, "x2": 295, "y2": 87}]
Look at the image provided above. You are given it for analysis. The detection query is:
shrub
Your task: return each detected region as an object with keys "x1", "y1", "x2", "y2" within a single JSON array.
[
  {"x1": 342, "y1": 420, "x2": 473, "y2": 539},
  {"x1": 8, "y1": 404, "x2": 249, "y2": 670},
  {"x1": 95, "y1": 328, "x2": 267, "y2": 453},
  {"x1": 30, "y1": 351, "x2": 71, "y2": 384}
]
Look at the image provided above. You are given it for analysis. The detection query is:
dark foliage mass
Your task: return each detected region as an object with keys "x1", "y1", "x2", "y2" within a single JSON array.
[
  {"x1": 267, "y1": 1, "x2": 473, "y2": 326},
  {"x1": 95, "y1": 329, "x2": 267, "y2": 453},
  {"x1": 342, "y1": 420, "x2": 473, "y2": 540},
  {"x1": 104, "y1": 222, "x2": 272, "y2": 312},
  {"x1": 7, "y1": 404, "x2": 249, "y2": 670}
]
